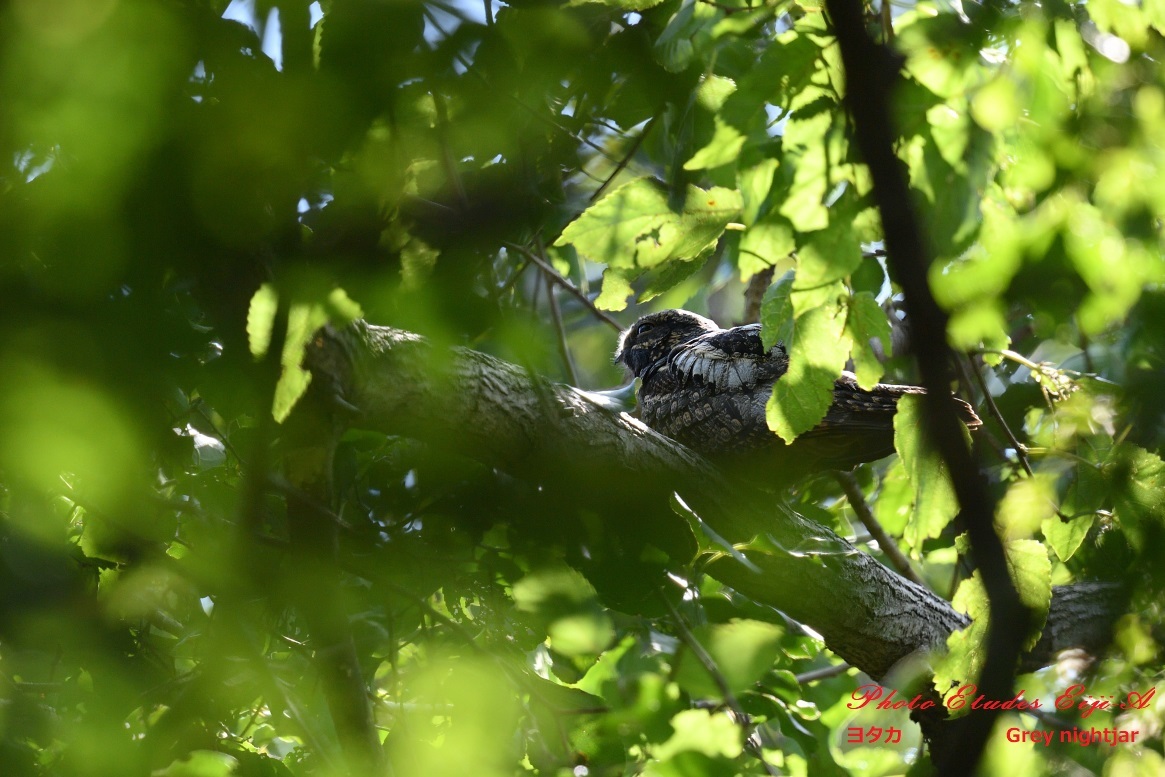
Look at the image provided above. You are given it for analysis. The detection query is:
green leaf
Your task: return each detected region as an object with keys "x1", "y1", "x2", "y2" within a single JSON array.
[
  {"x1": 737, "y1": 215, "x2": 794, "y2": 280},
  {"x1": 264, "y1": 286, "x2": 364, "y2": 423},
  {"x1": 759, "y1": 271, "x2": 795, "y2": 350},
  {"x1": 640, "y1": 253, "x2": 711, "y2": 303},
  {"x1": 873, "y1": 459, "x2": 913, "y2": 536},
  {"x1": 765, "y1": 298, "x2": 850, "y2": 443},
  {"x1": 574, "y1": 636, "x2": 634, "y2": 698},
  {"x1": 652, "y1": 1, "x2": 720, "y2": 73},
  {"x1": 1006, "y1": 538, "x2": 1053, "y2": 643},
  {"x1": 845, "y1": 292, "x2": 891, "y2": 389},
  {"x1": 995, "y1": 474, "x2": 1058, "y2": 541},
  {"x1": 737, "y1": 157, "x2": 779, "y2": 225},
  {"x1": 153, "y1": 751, "x2": 239, "y2": 777},
  {"x1": 400, "y1": 237, "x2": 439, "y2": 289},
  {"x1": 934, "y1": 540, "x2": 1051, "y2": 702},
  {"x1": 971, "y1": 77, "x2": 1021, "y2": 133},
  {"x1": 247, "y1": 283, "x2": 279, "y2": 358},
  {"x1": 894, "y1": 395, "x2": 960, "y2": 548},
  {"x1": 272, "y1": 362, "x2": 313, "y2": 426},
  {"x1": 675, "y1": 619, "x2": 785, "y2": 698},
  {"x1": 513, "y1": 566, "x2": 614, "y2": 657},
  {"x1": 555, "y1": 178, "x2": 742, "y2": 269},
  {"x1": 653, "y1": 710, "x2": 743, "y2": 760},
  {"x1": 1041, "y1": 513, "x2": 1095, "y2": 563},
  {"x1": 778, "y1": 147, "x2": 830, "y2": 232},
  {"x1": 1106, "y1": 443, "x2": 1165, "y2": 550},
  {"x1": 594, "y1": 266, "x2": 636, "y2": 311},
  {"x1": 796, "y1": 221, "x2": 862, "y2": 286},
  {"x1": 684, "y1": 116, "x2": 747, "y2": 171}
]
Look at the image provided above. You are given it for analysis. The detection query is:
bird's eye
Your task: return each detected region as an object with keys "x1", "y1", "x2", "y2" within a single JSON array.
[{"x1": 636, "y1": 322, "x2": 654, "y2": 336}]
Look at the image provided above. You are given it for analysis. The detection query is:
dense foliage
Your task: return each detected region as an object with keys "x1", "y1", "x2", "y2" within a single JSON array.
[{"x1": 2, "y1": 0, "x2": 1164, "y2": 775}]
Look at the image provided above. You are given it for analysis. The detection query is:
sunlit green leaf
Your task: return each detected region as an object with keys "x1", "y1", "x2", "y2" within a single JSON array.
[
  {"x1": 653, "y1": 709, "x2": 743, "y2": 760},
  {"x1": 845, "y1": 292, "x2": 890, "y2": 389},
  {"x1": 738, "y1": 215, "x2": 794, "y2": 280},
  {"x1": 1041, "y1": 513, "x2": 1095, "y2": 563},
  {"x1": 796, "y1": 220, "x2": 862, "y2": 286},
  {"x1": 595, "y1": 266, "x2": 636, "y2": 311},
  {"x1": 934, "y1": 540, "x2": 1051, "y2": 702},
  {"x1": 996, "y1": 474, "x2": 1058, "y2": 541},
  {"x1": 154, "y1": 751, "x2": 239, "y2": 777},
  {"x1": 675, "y1": 619, "x2": 784, "y2": 697},
  {"x1": 555, "y1": 178, "x2": 742, "y2": 269},
  {"x1": 894, "y1": 396, "x2": 961, "y2": 548},
  {"x1": 766, "y1": 299, "x2": 850, "y2": 443},
  {"x1": 970, "y1": 77, "x2": 1020, "y2": 133},
  {"x1": 271, "y1": 287, "x2": 364, "y2": 423},
  {"x1": 247, "y1": 283, "x2": 279, "y2": 359},
  {"x1": 759, "y1": 271, "x2": 795, "y2": 350},
  {"x1": 737, "y1": 157, "x2": 780, "y2": 225}
]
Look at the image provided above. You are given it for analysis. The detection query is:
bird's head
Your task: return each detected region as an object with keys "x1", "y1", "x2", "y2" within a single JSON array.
[{"x1": 614, "y1": 309, "x2": 719, "y2": 377}]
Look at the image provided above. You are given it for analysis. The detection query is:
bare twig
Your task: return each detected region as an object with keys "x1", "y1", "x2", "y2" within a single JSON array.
[
  {"x1": 833, "y1": 471, "x2": 927, "y2": 588},
  {"x1": 543, "y1": 259, "x2": 579, "y2": 385},
  {"x1": 538, "y1": 237, "x2": 580, "y2": 382},
  {"x1": 742, "y1": 267, "x2": 775, "y2": 324},
  {"x1": 660, "y1": 594, "x2": 780, "y2": 777},
  {"x1": 194, "y1": 401, "x2": 247, "y2": 465},
  {"x1": 962, "y1": 356, "x2": 1033, "y2": 477},
  {"x1": 590, "y1": 115, "x2": 658, "y2": 203},
  {"x1": 794, "y1": 663, "x2": 851, "y2": 685},
  {"x1": 959, "y1": 357, "x2": 1078, "y2": 523},
  {"x1": 504, "y1": 242, "x2": 622, "y2": 330},
  {"x1": 499, "y1": 257, "x2": 532, "y2": 296}
]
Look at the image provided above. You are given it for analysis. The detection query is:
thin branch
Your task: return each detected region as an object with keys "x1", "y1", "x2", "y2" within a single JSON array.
[
  {"x1": 193, "y1": 401, "x2": 247, "y2": 465},
  {"x1": 503, "y1": 241, "x2": 622, "y2": 330},
  {"x1": 793, "y1": 663, "x2": 851, "y2": 685},
  {"x1": 833, "y1": 471, "x2": 927, "y2": 588},
  {"x1": 962, "y1": 355, "x2": 1033, "y2": 477},
  {"x1": 499, "y1": 257, "x2": 532, "y2": 296},
  {"x1": 697, "y1": 0, "x2": 757, "y2": 13},
  {"x1": 743, "y1": 267, "x2": 775, "y2": 324},
  {"x1": 590, "y1": 115, "x2": 657, "y2": 202},
  {"x1": 431, "y1": 91, "x2": 468, "y2": 209},
  {"x1": 660, "y1": 594, "x2": 780, "y2": 777},
  {"x1": 542, "y1": 252, "x2": 579, "y2": 384}
]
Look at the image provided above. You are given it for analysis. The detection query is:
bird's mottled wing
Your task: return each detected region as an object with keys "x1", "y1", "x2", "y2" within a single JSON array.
[
  {"x1": 811, "y1": 375, "x2": 924, "y2": 433},
  {"x1": 667, "y1": 324, "x2": 788, "y2": 392}
]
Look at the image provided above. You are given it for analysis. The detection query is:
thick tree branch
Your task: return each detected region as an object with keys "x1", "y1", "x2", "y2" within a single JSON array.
[{"x1": 303, "y1": 323, "x2": 1118, "y2": 685}]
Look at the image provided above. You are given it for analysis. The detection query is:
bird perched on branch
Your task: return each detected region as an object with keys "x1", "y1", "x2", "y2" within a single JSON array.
[{"x1": 614, "y1": 309, "x2": 981, "y2": 475}]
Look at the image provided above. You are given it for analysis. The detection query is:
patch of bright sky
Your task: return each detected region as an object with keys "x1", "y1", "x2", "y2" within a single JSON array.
[
  {"x1": 14, "y1": 148, "x2": 54, "y2": 182},
  {"x1": 222, "y1": 0, "x2": 278, "y2": 68},
  {"x1": 224, "y1": 0, "x2": 492, "y2": 70},
  {"x1": 221, "y1": 0, "x2": 324, "y2": 70}
]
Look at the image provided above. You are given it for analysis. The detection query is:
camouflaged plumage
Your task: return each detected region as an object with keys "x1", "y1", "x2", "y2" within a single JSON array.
[{"x1": 615, "y1": 309, "x2": 981, "y2": 474}]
